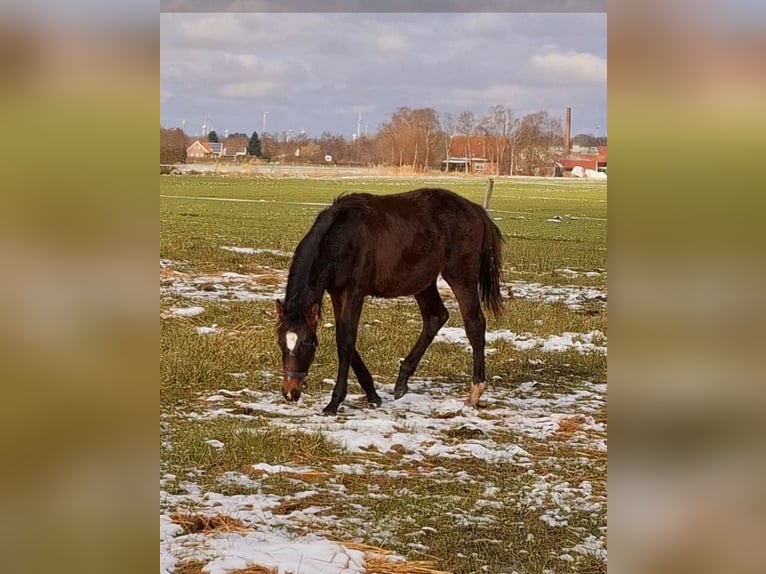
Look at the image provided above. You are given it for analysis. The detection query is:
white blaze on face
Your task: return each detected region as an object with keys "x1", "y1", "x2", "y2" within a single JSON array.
[{"x1": 285, "y1": 331, "x2": 298, "y2": 352}]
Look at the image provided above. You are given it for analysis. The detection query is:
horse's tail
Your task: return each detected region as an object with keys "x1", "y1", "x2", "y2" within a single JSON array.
[{"x1": 479, "y1": 212, "x2": 504, "y2": 319}]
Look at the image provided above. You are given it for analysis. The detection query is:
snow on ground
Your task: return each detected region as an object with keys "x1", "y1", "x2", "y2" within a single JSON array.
[
  {"x1": 434, "y1": 327, "x2": 607, "y2": 355},
  {"x1": 505, "y1": 280, "x2": 606, "y2": 310},
  {"x1": 187, "y1": 377, "x2": 605, "y2": 462},
  {"x1": 221, "y1": 245, "x2": 293, "y2": 258},
  {"x1": 162, "y1": 374, "x2": 607, "y2": 571},
  {"x1": 160, "y1": 260, "x2": 606, "y2": 313},
  {"x1": 166, "y1": 306, "x2": 205, "y2": 318},
  {"x1": 160, "y1": 507, "x2": 367, "y2": 574},
  {"x1": 160, "y1": 258, "x2": 607, "y2": 571},
  {"x1": 160, "y1": 261, "x2": 287, "y2": 304}
]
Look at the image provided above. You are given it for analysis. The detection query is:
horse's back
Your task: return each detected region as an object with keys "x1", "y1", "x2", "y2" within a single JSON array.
[{"x1": 327, "y1": 188, "x2": 487, "y2": 297}]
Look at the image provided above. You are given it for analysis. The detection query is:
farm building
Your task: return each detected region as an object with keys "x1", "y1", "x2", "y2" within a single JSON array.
[
  {"x1": 558, "y1": 146, "x2": 607, "y2": 174},
  {"x1": 186, "y1": 140, "x2": 223, "y2": 160},
  {"x1": 442, "y1": 135, "x2": 509, "y2": 174}
]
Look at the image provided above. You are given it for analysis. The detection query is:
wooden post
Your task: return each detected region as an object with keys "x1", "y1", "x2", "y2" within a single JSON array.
[{"x1": 483, "y1": 178, "x2": 495, "y2": 210}]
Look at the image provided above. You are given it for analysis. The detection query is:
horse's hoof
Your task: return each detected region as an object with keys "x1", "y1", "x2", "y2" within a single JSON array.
[
  {"x1": 393, "y1": 386, "x2": 408, "y2": 400},
  {"x1": 367, "y1": 395, "x2": 382, "y2": 408},
  {"x1": 465, "y1": 381, "x2": 487, "y2": 407},
  {"x1": 322, "y1": 405, "x2": 338, "y2": 416}
]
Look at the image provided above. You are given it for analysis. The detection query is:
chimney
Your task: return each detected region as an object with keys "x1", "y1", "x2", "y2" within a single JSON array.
[{"x1": 564, "y1": 107, "x2": 571, "y2": 154}]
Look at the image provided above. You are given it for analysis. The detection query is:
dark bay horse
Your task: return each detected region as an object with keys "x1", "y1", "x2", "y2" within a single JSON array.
[{"x1": 275, "y1": 187, "x2": 503, "y2": 415}]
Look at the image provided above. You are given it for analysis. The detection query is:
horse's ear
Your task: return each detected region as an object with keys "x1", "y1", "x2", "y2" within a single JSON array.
[
  {"x1": 305, "y1": 303, "x2": 320, "y2": 328},
  {"x1": 275, "y1": 299, "x2": 284, "y2": 319}
]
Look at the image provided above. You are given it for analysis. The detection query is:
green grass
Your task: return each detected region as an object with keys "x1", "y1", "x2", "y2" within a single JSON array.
[
  {"x1": 160, "y1": 176, "x2": 607, "y2": 285},
  {"x1": 160, "y1": 175, "x2": 607, "y2": 573}
]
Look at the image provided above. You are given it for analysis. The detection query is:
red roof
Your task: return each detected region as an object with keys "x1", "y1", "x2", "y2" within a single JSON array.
[{"x1": 188, "y1": 140, "x2": 213, "y2": 153}]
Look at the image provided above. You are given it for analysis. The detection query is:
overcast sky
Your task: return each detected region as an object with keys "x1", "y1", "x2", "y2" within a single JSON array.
[{"x1": 160, "y1": 12, "x2": 606, "y2": 139}]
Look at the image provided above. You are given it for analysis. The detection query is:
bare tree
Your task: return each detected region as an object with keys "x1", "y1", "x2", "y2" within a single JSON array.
[
  {"x1": 513, "y1": 111, "x2": 562, "y2": 175},
  {"x1": 480, "y1": 105, "x2": 515, "y2": 175},
  {"x1": 439, "y1": 112, "x2": 457, "y2": 166},
  {"x1": 455, "y1": 110, "x2": 476, "y2": 158},
  {"x1": 376, "y1": 107, "x2": 441, "y2": 171},
  {"x1": 160, "y1": 127, "x2": 189, "y2": 164}
]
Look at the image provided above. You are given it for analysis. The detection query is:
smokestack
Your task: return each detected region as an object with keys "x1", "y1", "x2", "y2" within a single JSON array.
[{"x1": 564, "y1": 107, "x2": 571, "y2": 154}]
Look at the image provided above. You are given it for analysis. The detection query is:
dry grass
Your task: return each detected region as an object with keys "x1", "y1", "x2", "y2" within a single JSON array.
[
  {"x1": 173, "y1": 561, "x2": 207, "y2": 574},
  {"x1": 555, "y1": 415, "x2": 586, "y2": 438},
  {"x1": 363, "y1": 556, "x2": 451, "y2": 574},
  {"x1": 170, "y1": 512, "x2": 248, "y2": 534},
  {"x1": 340, "y1": 541, "x2": 451, "y2": 574},
  {"x1": 271, "y1": 493, "x2": 337, "y2": 515},
  {"x1": 229, "y1": 566, "x2": 278, "y2": 574}
]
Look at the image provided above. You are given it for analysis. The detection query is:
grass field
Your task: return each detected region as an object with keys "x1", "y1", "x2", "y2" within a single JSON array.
[{"x1": 160, "y1": 175, "x2": 607, "y2": 574}]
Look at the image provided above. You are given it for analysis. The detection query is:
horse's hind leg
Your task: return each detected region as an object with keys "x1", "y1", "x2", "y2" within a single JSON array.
[
  {"x1": 447, "y1": 281, "x2": 487, "y2": 406},
  {"x1": 394, "y1": 283, "x2": 449, "y2": 399},
  {"x1": 352, "y1": 350, "x2": 382, "y2": 407}
]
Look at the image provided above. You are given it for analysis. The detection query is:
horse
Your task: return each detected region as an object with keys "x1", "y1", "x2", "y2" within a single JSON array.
[{"x1": 275, "y1": 187, "x2": 503, "y2": 415}]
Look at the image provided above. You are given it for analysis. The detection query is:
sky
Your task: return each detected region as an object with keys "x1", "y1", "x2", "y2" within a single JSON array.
[{"x1": 160, "y1": 12, "x2": 606, "y2": 139}]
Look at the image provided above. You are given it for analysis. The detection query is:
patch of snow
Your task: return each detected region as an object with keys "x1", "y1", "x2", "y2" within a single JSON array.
[
  {"x1": 251, "y1": 463, "x2": 314, "y2": 475},
  {"x1": 571, "y1": 534, "x2": 608, "y2": 561},
  {"x1": 196, "y1": 324, "x2": 219, "y2": 335},
  {"x1": 585, "y1": 169, "x2": 607, "y2": 180},
  {"x1": 506, "y1": 281, "x2": 607, "y2": 310},
  {"x1": 434, "y1": 328, "x2": 607, "y2": 355},
  {"x1": 161, "y1": 268, "x2": 287, "y2": 304},
  {"x1": 168, "y1": 306, "x2": 205, "y2": 317},
  {"x1": 221, "y1": 246, "x2": 293, "y2": 258}
]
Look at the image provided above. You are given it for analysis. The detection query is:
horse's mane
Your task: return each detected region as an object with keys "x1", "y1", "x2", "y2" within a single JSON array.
[{"x1": 282, "y1": 193, "x2": 372, "y2": 318}]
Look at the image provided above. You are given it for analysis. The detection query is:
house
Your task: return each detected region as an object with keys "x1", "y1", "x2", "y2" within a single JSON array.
[
  {"x1": 223, "y1": 146, "x2": 247, "y2": 158},
  {"x1": 442, "y1": 135, "x2": 509, "y2": 174},
  {"x1": 186, "y1": 140, "x2": 223, "y2": 160},
  {"x1": 558, "y1": 145, "x2": 607, "y2": 175}
]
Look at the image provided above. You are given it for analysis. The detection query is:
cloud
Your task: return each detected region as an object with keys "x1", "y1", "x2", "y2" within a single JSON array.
[
  {"x1": 160, "y1": 13, "x2": 606, "y2": 136},
  {"x1": 375, "y1": 28, "x2": 409, "y2": 53},
  {"x1": 218, "y1": 81, "x2": 282, "y2": 98},
  {"x1": 531, "y1": 50, "x2": 607, "y2": 84}
]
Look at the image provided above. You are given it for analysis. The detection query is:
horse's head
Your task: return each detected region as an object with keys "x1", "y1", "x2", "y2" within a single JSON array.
[{"x1": 275, "y1": 300, "x2": 320, "y2": 402}]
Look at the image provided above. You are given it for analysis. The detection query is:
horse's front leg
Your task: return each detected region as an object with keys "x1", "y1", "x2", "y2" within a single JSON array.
[
  {"x1": 323, "y1": 293, "x2": 364, "y2": 415},
  {"x1": 330, "y1": 293, "x2": 381, "y2": 409}
]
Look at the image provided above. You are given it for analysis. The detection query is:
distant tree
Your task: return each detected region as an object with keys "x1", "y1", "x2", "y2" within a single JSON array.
[
  {"x1": 513, "y1": 111, "x2": 562, "y2": 175},
  {"x1": 300, "y1": 142, "x2": 322, "y2": 163},
  {"x1": 439, "y1": 112, "x2": 457, "y2": 164},
  {"x1": 248, "y1": 131, "x2": 262, "y2": 157},
  {"x1": 571, "y1": 133, "x2": 607, "y2": 147},
  {"x1": 318, "y1": 132, "x2": 349, "y2": 163},
  {"x1": 479, "y1": 105, "x2": 515, "y2": 175},
  {"x1": 223, "y1": 134, "x2": 248, "y2": 156},
  {"x1": 207, "y1": 130, "x2": 219, "y2": 143},
  {"x1": 376, "y1": 107, "x2": 440, "y2": 170},
  {"x1": 160, "y1": 127, "x2": 189, "y2": 164}
]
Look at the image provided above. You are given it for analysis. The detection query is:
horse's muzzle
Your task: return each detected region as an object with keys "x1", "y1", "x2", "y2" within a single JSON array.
[{"x1": 282, "y1": 375, "x2": 304, "y2": 402}]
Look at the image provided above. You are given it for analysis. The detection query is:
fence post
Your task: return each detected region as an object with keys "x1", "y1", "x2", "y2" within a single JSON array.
[{"x1": 483, "y1": 178, "x2": 495, "y2": 210}]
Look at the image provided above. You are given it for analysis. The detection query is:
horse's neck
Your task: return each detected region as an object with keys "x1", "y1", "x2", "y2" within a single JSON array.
[
  {"x1": 309, "y1": 257, "x2": 331, "y2": 302},
  {"x1": 287, "y1": 256, "x2": 330, "y2": 310}
]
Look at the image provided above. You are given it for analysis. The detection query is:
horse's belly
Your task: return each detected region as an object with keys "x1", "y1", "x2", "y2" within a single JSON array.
[{"x1": 369, "y1": 263, "x2": 439, "y2": 298}]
